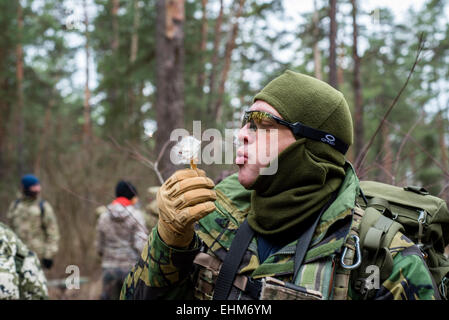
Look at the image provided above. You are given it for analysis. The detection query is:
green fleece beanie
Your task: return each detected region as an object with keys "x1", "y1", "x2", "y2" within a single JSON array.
[
  {"x1": 253, "y1": 70, "x2": 353, "y2": 156},
  {"x1": 247, "y1": 70, "x2": 354, "y2": 238}
]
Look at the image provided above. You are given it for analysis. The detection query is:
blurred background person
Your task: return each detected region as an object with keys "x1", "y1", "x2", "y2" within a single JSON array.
[
  {"x1": 7, "y1": 174, "x2": 60, "y2": 270},
  {"x1": 96, "y1": 180, "x2": 148, "y2": 300},
  {"x1": 144, "y1": 186, "x2": 160, "y2": 232}
]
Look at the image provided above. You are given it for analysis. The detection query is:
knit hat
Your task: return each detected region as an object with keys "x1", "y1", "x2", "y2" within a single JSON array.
[
  {"x1": 115, "y1": 180, "x2": 138, "y2": 200},
  {"x1": 21, "y1": 174, "x2": 40, "y2": 190},
  {"x1": 253, "y1": 70, "x2": 353, "y2": 158}
]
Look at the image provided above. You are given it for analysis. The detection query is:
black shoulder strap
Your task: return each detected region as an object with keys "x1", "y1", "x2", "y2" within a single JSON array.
[
  {"x1": 39, "y1": 200, "x2": 45, "y2": 217},
  {"x1": 39, "y1": 200, "x2": 47, "y2": 235},
  {"x1": 212, "y1": 220, "x2": 254, "y2": 300},
  {"x1": 13, "y1": 198, "x2": 21, "y2": 210},
  {"x1": 293, "y1": 191, "x2": 338, "y2": 281}
]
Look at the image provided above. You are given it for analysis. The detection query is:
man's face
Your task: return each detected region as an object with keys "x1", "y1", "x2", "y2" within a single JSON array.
[{"x1": 235, "y1": 100, "x2": 296, "y2": 188}]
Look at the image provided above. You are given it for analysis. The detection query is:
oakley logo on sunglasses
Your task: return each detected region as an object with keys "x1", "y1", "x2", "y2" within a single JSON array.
[{"x1": 321, "y1": 134, "x2": 336, "y2": 146}]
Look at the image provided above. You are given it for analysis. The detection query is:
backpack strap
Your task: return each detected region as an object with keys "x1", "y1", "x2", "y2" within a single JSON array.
[
  {"x1": 292, "y1": 190, "x2": 339, "y2": 282},
  {"x1": 39, "y1": 200, "x2": 47, "y2": 236},
  {"x1": 333, "y1": 206, "x2": 364, "y2": 300},
  {"x1": 13, "y1": 198, "x2": 21, "y2": 211},
  {"x1": 212, "y1": 219, "x2": 255, "y2": 300}
]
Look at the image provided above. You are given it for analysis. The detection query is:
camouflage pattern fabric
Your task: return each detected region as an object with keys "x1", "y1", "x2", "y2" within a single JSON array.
[
  {"x1": 7, "y1": 196, "x2": 60, "y2": 260},
  {"x1": 348, "y1": 232, "x2": 438, "y2": 300},
  {"x1": 96, "y1": 203, "x2": 149, "y2": 270},
  {"x1": 121, "y1": 166, "x2": 438, "y2": 300},
  {"x1": 0, "y1": 222, "x2": 48, "y2": 300}
]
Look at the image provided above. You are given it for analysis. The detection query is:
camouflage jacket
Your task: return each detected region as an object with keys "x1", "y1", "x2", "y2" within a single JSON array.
[
  {"x1": 7, "y1": 196, "x2": 60, "y2": 260},
  {"x1": 120, "y1": 166, "x2": 439, "y2": 300},
  {"x1": 0, "y1": 222, "x2": 48, "y2": 300},
  {"x1": 96, "y1": 202, "x2": 149, "y2": 270}
]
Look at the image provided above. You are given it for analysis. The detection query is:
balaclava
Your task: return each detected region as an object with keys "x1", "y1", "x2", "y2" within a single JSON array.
[
  {"x1": 246, "y1": 70, "x2": 353, "y2": 239},
  {"x1": 21, "y1": 174, "x2": 40, "y2": 198}
]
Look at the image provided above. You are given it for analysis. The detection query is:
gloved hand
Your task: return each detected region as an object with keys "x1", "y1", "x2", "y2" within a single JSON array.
[
  {"x1": 157, "y1": 168, "x2": 217, "y2": 248},
  {"x1": 42, "y1": 258, "x2": 53, "y2": 269}
]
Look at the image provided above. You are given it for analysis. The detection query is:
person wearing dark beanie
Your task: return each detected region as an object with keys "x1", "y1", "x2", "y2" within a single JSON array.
[
  {"x1": 7, "y1": 174, "x2": 60, "y2": 271},
  {"x1": 115, "y1": 180, "x2": 138, "y2": 201},
  {"x1": 96, "y1": 180, "x2": 148, "y2": 300},
  {"x1": 121, "y1": 70, "x2": 438, "y2": 301}
]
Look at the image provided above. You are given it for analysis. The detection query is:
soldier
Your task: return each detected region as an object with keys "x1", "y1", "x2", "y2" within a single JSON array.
[
  {"x1": 0, "y1": 222, "x2": 48, "y2": 299},
  {"x1": 121, "y1": 71, "x2": 439, "y2": 300},
  {"x1": 96, "y1": 180, "x2": 148, "y2": 300},
  {"x1": 144, "y1": 186, "x2": 160, "y2": 231},
  {"x1": 7, "y1": 174, "x2": 60, "y2": 270}
]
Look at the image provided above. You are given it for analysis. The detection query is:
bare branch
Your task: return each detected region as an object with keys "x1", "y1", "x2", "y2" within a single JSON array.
[
  {"x1": 392, "y1": 111, "x2": 425, "y2": 183},
  {"x1": 108, "y1": 136, "x2": 165, "y2": 185},
  {"x1": 354, "y1": 33, "x2": 425, "y2": 172}
]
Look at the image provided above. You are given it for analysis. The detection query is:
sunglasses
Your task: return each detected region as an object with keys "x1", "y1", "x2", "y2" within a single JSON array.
[{"x1": 241, "y1": 110, "x2": 349, "y2": 155}]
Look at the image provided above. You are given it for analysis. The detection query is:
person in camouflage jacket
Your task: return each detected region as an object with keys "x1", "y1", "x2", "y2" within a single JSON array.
[
  {"x1": 0, "y1": 222, "x2": 48, "y2": 300},
  {"x1": 120, "y1": 71, "x2": 439, "y2": 300},
  {"x1": 7, "y1": 175, "x2": 60, "y2": 270},
  {"x1": 96, "y1": 180, "x2": 148, "y2": 299}
]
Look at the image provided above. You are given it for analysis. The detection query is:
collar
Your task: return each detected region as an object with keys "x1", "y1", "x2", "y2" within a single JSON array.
[{"x1": 112, "y1": 197, "x2": 133, "y2": 206}]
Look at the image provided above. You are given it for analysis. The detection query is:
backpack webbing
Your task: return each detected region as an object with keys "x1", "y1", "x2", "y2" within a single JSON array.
[{"x1": 333, "y1": 206, "x2": 364, "y2": 300}]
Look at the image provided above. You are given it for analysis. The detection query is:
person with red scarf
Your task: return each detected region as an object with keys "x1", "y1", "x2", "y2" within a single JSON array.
[{"x1": 96, "y1": 180, "x2": 148, "y2": 300}]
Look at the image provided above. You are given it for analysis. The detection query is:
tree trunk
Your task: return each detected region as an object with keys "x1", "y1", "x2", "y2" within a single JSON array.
[
  {"x1": 111, "y1": 0, "x2": 120, "y2": 51},
  {"x1": 155, "y1": 0, "x2": 185, "y2": 179},
  {"x1": 328, "y1": 0, "x2": 338, "y2": 89},
  {"x1": 206, "y1": 0, "x2": 224, "y2": 116},
  {"x1": 197, "y1": 0, "x2": 208, "y2": 98},
  {"x1": 0, "y1": 46, "x2": 11, "y2": 178},
  {"x1": 130, "y1": 0, "x2": 140, "y2": 64},
  {"x1": 107, "y1": 0, "x2": 120, "y2": 131},
  {"x1": 312, "y1": 0, "x2": 322, "y2": 80},
  {"x1": 34, "y1": 89, "x2": 56, "y2": 176},
  {"x1": 16, "y1": 0, "x2": 24, "y2": 175},
  {"x1": 337, "y1": 41, "x2": 344, "y2": 86},
  {"x1": 214, "y1": 0, "x2": 245, "y2": 123},
  {"x1": 127, "y1": 0, "x2": 141, "y2": 137},
  {"x1": 83, "y1": 0, "x2": 92, "y2": 144},
  {"x1": 352, "y1": 0, "x2": 363, "y2": 157}
]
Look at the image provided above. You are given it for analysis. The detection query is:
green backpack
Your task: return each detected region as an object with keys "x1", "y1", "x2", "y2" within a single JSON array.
[{"x1": 354, "y1": 181, "x2": 449, "y2": 299}]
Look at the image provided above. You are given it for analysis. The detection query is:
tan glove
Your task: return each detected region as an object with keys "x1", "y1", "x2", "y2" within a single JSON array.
[{"x1": 157, "y1": 168, "x2": 217, "y2": 248}]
